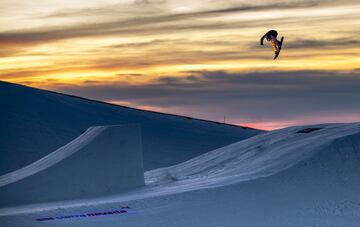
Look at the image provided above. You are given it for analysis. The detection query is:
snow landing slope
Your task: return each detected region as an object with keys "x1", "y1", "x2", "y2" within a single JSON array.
[
  {"x1": 0, "y1": 81, "x2": 261, "y2": 174},
  {"x1": 1, "y1": 123, "x2": 360, "y2": 226},
  {"x1": 146, "y1": 122, "x2": 360, "y2": 189}
]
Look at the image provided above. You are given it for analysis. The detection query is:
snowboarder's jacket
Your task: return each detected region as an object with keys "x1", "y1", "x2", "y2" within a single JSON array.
[
  {"x1": 260, "y1": 30, "x2": 278, "y2": 45},
  {"x1": 260, "y1": 30, "x2": 280, "y2": 53}
]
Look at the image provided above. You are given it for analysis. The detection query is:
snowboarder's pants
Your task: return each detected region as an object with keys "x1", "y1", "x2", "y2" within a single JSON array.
[{"x1": 270, "y1": 35, "x2": 280, "y2": 52}]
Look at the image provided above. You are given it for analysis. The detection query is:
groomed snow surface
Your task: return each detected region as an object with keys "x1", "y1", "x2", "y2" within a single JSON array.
[
  {"x1": 0, "y1": 125, "x2": 144, "y2": 207},
  {"x1": 0, "y1": 81, "x2": 261, "y2": 175},
  {"x1": 1, "y1": 122, "x2": 360, "y2": 226}
]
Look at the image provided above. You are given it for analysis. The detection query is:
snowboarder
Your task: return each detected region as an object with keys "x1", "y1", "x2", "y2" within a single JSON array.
[{"x1": 260, "y1": 30, "x2": 284, "y2": 59}]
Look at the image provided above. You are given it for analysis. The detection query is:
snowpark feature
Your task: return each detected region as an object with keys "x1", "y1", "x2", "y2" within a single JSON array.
[
  {"x1": 146, "y1": 123, "x2": 360, "y2": 188},
  {"x1": 0, "y1": 81, "x2": 261, "y2": 174},
  {"x1": 0, "y1": 125, "x2": 144, "y2": 207},
  {"x1": 1, "y1": 122, "x2": 360, "y2": 226}
]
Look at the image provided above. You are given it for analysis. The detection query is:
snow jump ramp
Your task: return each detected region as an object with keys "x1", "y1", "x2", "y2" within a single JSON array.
[{"x1": 0, "y1": 124, "x2": 144, "y2": 208}]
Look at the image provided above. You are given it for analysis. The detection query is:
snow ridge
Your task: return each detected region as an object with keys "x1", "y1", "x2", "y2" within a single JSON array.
[
  {"x1": 146, "y1": 123, "x2": 360, "y2": 188},
  {"x1": 0, "y1": 126, "x2": 106, "y2": 187},
  {"x1": 1, "y1": 122, "x2": 360, "y2": 221}
]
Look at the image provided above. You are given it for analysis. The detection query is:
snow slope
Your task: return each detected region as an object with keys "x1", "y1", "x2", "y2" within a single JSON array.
[
  {"x1": 1, "y1": 122, "x2": 360, "y2": 226},
  {"x1": 0, "y1": 81, "x2": 261, "y2": 174},
  {"x1": 0, "y1": 127, "x2": 106, "y2": 188},
  {"x1": 0, "y1": 125, "x2": 144, "y2": 207},
  {"x1": 146, "y1": 122, "x2": 360, "y2": 188}
]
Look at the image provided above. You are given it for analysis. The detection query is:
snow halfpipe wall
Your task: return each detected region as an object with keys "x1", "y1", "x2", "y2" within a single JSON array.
[{"x1": 0, "y1": 124, "x2": 144, "y2": 208}]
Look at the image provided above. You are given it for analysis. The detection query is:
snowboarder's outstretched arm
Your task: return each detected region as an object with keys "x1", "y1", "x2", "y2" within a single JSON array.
[{"x1": 260, "y1": 34, "x2": 267, "y2": 45}]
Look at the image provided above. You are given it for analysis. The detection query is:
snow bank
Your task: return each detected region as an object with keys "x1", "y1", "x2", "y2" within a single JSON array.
[
  {"x1": 0, "y1": 124, "x2": 144, "y2": 208},
  {"x1": 1, "y1": 123, "x2": 360, "y2": 227},
  {"x1": 146, "y1": 123, "x2": 360, "y2": 188},
  {"x1": 0, "y1": 81, "x2": 261, "y2": 174}
]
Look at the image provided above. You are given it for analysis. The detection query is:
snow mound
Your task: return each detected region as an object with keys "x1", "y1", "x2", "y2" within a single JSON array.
[
  {"x1": 0, "y1": 124, "x2": 144, "y2": 208},
  {"x1": 0, "y1": 126, "x2": 106, "y2": 187},
  {"x1": 1, "y1": 122, "x2": 360, "y2": 227},
  {"x1": 0, "y1": 81, "x2": 261, "y2": 174},
  {"x1": 146, "y1": 122, "x2": 360, "y2": 188}
]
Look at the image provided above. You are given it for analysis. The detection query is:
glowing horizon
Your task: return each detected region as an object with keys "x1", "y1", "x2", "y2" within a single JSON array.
[{"x1": 1, "y1": 0, "x2": 360, "y2": 130}]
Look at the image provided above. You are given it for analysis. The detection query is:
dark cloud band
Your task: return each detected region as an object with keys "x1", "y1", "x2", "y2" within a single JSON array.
[{"x1": 55, "y1": 70, "x2": 360, "y2": 124}]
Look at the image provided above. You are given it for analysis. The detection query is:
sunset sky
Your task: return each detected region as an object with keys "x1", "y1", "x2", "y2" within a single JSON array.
[{"x1": 1, "y1": 0, "x2": 360, "y2": 129}]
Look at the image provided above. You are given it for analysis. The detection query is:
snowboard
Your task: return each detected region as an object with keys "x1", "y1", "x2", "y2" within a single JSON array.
[{"x1": 273, "y1": 36, "x2": 284, "y2": 60}]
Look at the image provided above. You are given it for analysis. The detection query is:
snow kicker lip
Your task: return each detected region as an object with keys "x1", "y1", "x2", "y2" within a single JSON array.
[
  {"x1": 0, "y1": 124, "x2": 145, "y2": 208},
  {"x1": 145, "y1": 123, "x2": 360, "y2": 188},
  {"x1": 0, "y1": 126, "x2": 106, "y2": 188},
  {"x1": 296, "y1": 127, "x2": 323, "y2": 134}
]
